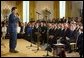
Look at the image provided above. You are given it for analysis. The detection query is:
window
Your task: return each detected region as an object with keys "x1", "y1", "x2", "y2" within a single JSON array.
[
  {"x1": 59, "y1": 1, "x2": 66, "y2": 18},
  {"x1": 23, "y1": 1, "x2": 29, "y2": 23}
]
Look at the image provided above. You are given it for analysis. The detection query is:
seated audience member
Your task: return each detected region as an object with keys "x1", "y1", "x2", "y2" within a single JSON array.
[
  {"x1": 26, "y1": 23, "x2": 32, "y2": 41},
  {"x1": 72, "y1": 24, "x2": 80, "y2": 43},
  {"x1": 60, "y1": 23, "x2": 72, "y2": 53},
  {"x1": 48, "y1": 24, "x2": 57, "y2": 52},
  {"x1": 40, "y1": 22, "x2": 47, "y2": 44},
  {"x1": 24, "y1": 22, "x2": 28, "y2": 39},
  {"x1": 20, "y1": 22, "x2": 25, "y2": 34},
  {"x1": 77, "y1": 25, "x2": 83, "y2": 57},
  {"x1": 20, "y1": 22, "x2": 25, "y2": 38},
  {"x1": 33, "y1": 23, "x2": 39, "y2": 43},
  {"x1": 31, "y1": 22, "x2": 35, "y2": 42}
]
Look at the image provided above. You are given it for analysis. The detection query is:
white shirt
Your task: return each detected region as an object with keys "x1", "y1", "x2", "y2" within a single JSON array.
[
  {"x1": 17, "y1": 26, "x2": 21, "y2": 33},
  {"x1": 22, "y1": 26, "x2": 25, "y2": 33}
]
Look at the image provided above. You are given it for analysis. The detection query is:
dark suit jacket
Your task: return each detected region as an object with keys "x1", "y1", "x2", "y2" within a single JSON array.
[
  {"x1": 55, "y1": 28, "x2": 61, "y2": 38},
  {"x1": 40, "y1": 26, "x2": 47, "y2": 35},
  {"x1": 49, "y1": 28, "x2": 54, "y2": 36},
  {"x1": 8, "y1": 12, "x2": 19, "y2": 33},
  {"x1": 77, "y1": 33, "x2": 83, "y2": 51},
  {"x1": 62, "y1": 28, "x2": 71, "y2": 38}
]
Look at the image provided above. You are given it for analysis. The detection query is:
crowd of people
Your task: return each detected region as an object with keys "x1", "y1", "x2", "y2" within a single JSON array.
[{"x1": 1, "y1": 16, "x2": 83, "y2": 57}]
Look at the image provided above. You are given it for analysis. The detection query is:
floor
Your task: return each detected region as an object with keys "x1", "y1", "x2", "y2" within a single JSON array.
[{"x1": 1, "y1": 39, "x2": 80, "y2": 57}]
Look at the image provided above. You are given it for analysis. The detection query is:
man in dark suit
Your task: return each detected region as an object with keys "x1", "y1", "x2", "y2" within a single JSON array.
[
  {"x1": 8, "y1": 7, "x2": 19, "y2": 53},
  {"x1": 26, "y1": 23, "x2": 32, "y2": 41},
  {"x1": 48, "y1": 24, "x2": 56, "y2": 48},
  {"x1": 33, "y1": 23, "x2": 39, "y2": 43},
  {"x1": 60, "y1": 23, "x2": 72, "y2": 53},
  {"x1": 77, "y1": 26, "x2": 83, "y2": 57},
  {"x1": 40, "y1": 22, "x2": 47, "y2": 44}
]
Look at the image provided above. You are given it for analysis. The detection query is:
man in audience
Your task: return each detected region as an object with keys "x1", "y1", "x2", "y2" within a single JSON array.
[
  {"x1": 24, "y1": 22, "x2": 28, "y2": 39},
  {"x1": 26, "y1": 23, "x2": 32, "y2": 41},
  {"x1": 77, "y1": 25, "x2": 83, "y2": 57},
  {"x1": 60, "y1": 23, "x2": 72, "y2": 53},
  {"x1": 33, "y1": 22, "x2": 40, "y2": 43},
  {"x1": 40, "y1": 22, "x2": 47, "y2": 45},
  {"x1": 20, "y1": 22, "x2": 25, "y2": 38},
  {"x1": 48, "y1": 23, "x2": 56, "y2": 46}
]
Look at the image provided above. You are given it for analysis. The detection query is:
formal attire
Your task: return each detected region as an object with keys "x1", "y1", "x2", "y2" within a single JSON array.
[
  {"x1": 26, "y1": 26, "x2": 32, "y2": 41},
  {"x1": 77, "y1": 32, "x2": 83, "y2": 57},
  {"x1": 33, "y1": 26, "x2": 39, "y2": 43},
  {"x1": 60, "y1": 28, "x2": 72, "y2": 52},
  {"x1": 48, "y1": 28, "x2": 56, "y2": 48},
  {"x1": 8, "y1": 12, "x2": 19, "y2": 50},
  {"x1": 40, "y1": 26, "x2": 47, "y2": 44}
]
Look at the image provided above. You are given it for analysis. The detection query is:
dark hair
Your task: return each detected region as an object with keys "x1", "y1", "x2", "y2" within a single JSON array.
[{"x1": 11, "y1": 7, "x2": 17, "y2": 12}]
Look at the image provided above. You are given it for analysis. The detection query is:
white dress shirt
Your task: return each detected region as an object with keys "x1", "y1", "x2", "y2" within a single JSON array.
[{"x1": 17, "y1": 26, "x2": 21, "y2": 33}]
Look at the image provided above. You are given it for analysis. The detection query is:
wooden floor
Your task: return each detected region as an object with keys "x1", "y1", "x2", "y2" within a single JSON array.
[{"x1": 1, "y1": 39, "x2": 80, "y2": 57}]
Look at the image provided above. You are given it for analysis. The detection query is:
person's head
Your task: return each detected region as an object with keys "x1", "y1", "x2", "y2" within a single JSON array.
[
  {"x1": 64, "y1": 23, "x2": 69, "y2": 29},
  {"x1": 41, "y1": 22, "x2": 43, "y2": 27},
  {"x1": 43, "y1": 23, "x2": 46, "y2": 26},
  {"x1": 11, "y1": 7, "x2": 17, "y2": 14},
  {"x1": 29, "y1": 23, "x2": 32, "y2": 27},
  {"x1": 25, "y1": 22, "x2": 27, "y2": 26},
  {"x1": 51, "y1": 24, "x2": 54, "y2": 29},
  {"x1": 61, "y1": 23, "x2": 64, "y2": 29},
  {"x1": 79, "y1": 25, "x2": 83, "y2": 32},
  {"x1": 57, "y1": 23, "x2": 61, "y2": 28},
  {"x1": 54, "y1": 24, "x2": 57, "y2": 29}
]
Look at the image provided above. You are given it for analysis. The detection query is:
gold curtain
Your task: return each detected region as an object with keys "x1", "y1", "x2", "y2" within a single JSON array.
[
  {"x1": 53, "y1": 1, "x2": 59, "y2": 18},
  {"x1": 16, "y1": 1, "x2": 23, "y2": 22},
  {"x1": 29, "y1": 1, "x2": 36, "y2": 21},
  {"x1": 65, "y1": 1, "x2": 72, "y2": 18}
]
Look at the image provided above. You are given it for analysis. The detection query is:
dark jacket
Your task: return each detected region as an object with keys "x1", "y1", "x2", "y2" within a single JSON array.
[
  {"x1": 8, "y1": 13, "x2": 19, "y2": 33},
  {"x1": 77, "y1": 33, "x2": 83, "y2": 51}
]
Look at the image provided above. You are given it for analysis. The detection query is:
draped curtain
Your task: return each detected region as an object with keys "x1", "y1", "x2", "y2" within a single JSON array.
[
  {"x1": 29, "y1": 1, "x2": 36, "y2": 21},
  {"x1": 53, "y1": 1, "x2": 59, "y2": 18}
]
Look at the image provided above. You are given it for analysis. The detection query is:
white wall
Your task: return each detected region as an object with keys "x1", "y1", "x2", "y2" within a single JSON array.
[{"x1": 35, "y1": 1, "x2": 54, "y2": 20}]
